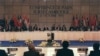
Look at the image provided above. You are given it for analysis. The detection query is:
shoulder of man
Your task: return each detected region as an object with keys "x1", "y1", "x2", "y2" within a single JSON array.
[
  {"x1": 0, "y1": 49, "x2": 6, "y2": 52},
  {"x1": 68, "y1": 49, "x2": 73, "y2": 51},
  {"x1": 24, "y1": 51, "x2": 29, "y2": 54}
]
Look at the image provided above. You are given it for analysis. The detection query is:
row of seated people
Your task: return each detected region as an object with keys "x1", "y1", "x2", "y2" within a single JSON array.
[
  {"x1": 0, "y1": 24, "x2": 66, "y2": 31},
  {"x1": 0, "y1": 41, "x2": 100, "y2": 56},
  {"x1": 0, "y1": 23, "x2": 100, "y2": 31},
  {"x1": 0, "y1": 15, "x2": 100, "y2": 31}
]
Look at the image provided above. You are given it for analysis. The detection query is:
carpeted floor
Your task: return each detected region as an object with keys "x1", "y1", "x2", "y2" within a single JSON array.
[{"x1": 0, "y1": 40, "x2": 99, "y2": 47}]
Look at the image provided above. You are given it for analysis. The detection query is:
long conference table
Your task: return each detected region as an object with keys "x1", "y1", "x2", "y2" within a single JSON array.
[{"x1": 0, "y1": 31, "x2": 100, "y2": 41}]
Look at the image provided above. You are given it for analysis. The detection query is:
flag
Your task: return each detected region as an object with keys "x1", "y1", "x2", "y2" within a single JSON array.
[
  {"x1": 89, "y1": 15, "x2": 97, "y2": 26},
  {"x1": 12, "y1": 16, "x2": 22, "y2": 27},
  {"x1": 22, "y1": 15, "x2": 30, "y2": 28}
]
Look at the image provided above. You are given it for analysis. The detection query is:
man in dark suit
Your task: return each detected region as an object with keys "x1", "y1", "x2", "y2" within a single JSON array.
[
  {"x1": 56, "y1": 41, "x2": 74, "y2": 56},
  {"x1": 0, "y1": 49, "x2": 8, "y2": 56},
  {"x1": 89, "y1": 42, "x2": 100, "y2": 56},
  {"x1": 23, "y1": 44, "x2": 40, "y2": 56},
  {"x1": 51, "y1": 24, "x2": 56, "y2": 31},
  {"x1": 51, "y1": 32, "x2": 54, "y2": 40}
]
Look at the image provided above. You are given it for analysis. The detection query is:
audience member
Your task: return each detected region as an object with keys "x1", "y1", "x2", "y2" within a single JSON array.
[
  {"x1": 89, "y1": 42, "x2": 100, "y2": 56},
  {"x1": 56, "y1": 41, "x2": 74, "y2": 56},
  {"x1": 23, "y1": 43, "x2": 40, "y2": 56},
  {"x1": 0, "y1": 49, "x2": 8, "y2": 56}
]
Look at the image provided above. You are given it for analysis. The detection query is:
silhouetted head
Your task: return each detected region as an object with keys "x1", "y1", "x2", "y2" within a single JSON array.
[
  {"x1": 27, "y1": 43, "x2": 35, "y2": 51},
  {"x1": 62, "y1": 41, "x2": 69, "y2": 48},
  {"x1": 93, "y1": 42, "x2": 100, "y2": 51}
]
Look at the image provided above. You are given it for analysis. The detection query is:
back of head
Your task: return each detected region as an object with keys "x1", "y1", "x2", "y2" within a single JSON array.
[
  {"x1": 27, "y1": 43, "x2": 35, "y2": 51},
  {"x1": 62, "y1": 41, "x2": 69, "y2": 48},
  {"x1": 93, "y1": 42, "x2": 100, "y2": 51}
]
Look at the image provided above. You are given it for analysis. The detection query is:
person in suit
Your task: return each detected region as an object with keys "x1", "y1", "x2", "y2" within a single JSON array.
[
  {"x1": 23, "y1": 44, "x2": 40, "y2": 56},
  {"x1": 43, "y1": 25, "x2": 49, "y2": 31},
  {"x1": 56, "y1": 41, "x2": 74, "y2": 56},
  {"x1": 33, "y1": 24, "x2": 38, "y2": 31},
  {"x1": 51, "y1": 24, "x2": 56, "y2": 31},
  {"x1": 51, "y1": 32, "x2": 54, "y2": 40},
  {"x1": 62, "y1": 25, "x2": 67, "y2": 31},
  {"x1": 0, "y1": 49, "x2": 8, "y2": 56},
  {"x1": 89, "y1": 42, "x2": 100, "y2": 56}
]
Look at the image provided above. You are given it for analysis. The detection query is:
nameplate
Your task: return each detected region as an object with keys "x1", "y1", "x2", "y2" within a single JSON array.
[
  {"x1": 7, "y1": 48, "x2": 18, "y2": 51},
  {"x1": 77, "y1": 48, "x2": 88, "y2": 53}
]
